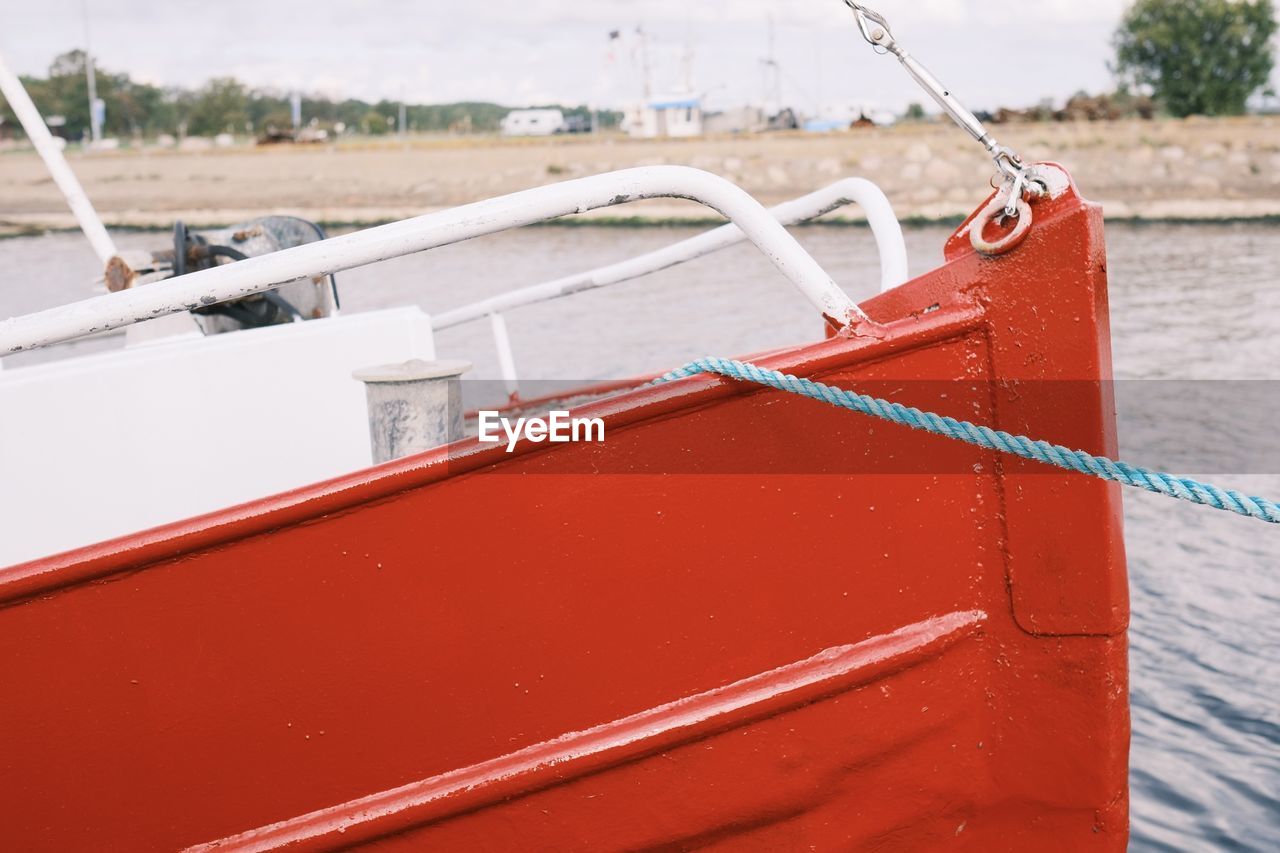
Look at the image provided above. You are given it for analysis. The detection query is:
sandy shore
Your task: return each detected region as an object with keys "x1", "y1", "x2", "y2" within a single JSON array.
[{"x1": 1, "y1": 117, "x2": 1278, "y2": 233}]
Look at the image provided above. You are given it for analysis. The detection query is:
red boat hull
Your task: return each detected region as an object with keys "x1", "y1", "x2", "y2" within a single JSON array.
[{"x1": 0, "y1": 170, "x2": 1128, "y2": 850}]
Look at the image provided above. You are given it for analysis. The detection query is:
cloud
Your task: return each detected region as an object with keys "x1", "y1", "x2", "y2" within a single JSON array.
[{"x1": 0, "y1": 0, "x2": 1184, "y2": 111}]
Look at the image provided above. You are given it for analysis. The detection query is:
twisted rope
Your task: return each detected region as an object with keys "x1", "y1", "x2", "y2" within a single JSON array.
[{"x1": 657, "y1": 357, "x2": 1280, "y2": 525}]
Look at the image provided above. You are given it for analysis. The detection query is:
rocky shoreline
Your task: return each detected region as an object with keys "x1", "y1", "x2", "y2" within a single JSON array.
[{"x1": 1, "y1": 116, "x2": 1277, "y2": 233}]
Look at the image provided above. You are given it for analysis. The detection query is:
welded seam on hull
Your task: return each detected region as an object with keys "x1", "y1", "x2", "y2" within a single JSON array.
[
  {"x1": 977, "y1": 322, "x2": 1126, "y2": 641},
  {"x1": 185, "y1": 610, "x2": 986, "y2": 853}
]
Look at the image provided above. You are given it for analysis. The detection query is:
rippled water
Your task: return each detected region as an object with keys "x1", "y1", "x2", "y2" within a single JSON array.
[{"x1": 2, "y1": 222, "x2": 1277, "y2": 848}]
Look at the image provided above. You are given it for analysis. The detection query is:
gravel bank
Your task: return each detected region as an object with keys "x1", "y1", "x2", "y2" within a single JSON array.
[{"x1": 1, "y1": 117, "x2": 1277, "y2": 231}]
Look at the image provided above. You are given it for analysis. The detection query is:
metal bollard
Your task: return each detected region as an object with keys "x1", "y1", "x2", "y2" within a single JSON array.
[{"x1": 353, "y1": 359, "x2": 471, "y2": 464}]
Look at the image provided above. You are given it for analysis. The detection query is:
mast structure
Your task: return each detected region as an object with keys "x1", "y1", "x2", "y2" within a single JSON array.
[
  {"x1": 636, "y1": 25, "x2": 653, "y2": 101},
  {"x1": 82, "y1": 0, "x2": 102, "y2": 143},
  {"x1": 761, "y1": 16, "x2": 783, "y2": 114}
]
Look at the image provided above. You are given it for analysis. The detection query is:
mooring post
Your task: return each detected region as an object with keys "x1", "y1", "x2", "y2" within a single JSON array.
[{"x1": 353, "y1": 359, "x2": 471, "y2": 463}]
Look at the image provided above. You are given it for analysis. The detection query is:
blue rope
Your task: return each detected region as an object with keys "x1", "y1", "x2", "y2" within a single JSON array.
[{"x1": 657, "y1": 357, "x2": 1280, "y2": 525}]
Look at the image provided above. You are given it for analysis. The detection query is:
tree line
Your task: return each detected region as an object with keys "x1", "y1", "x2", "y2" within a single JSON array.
[
  {"x1": 1, "y1": 0, "x2": 1275, "y2": 141},
  {"x1": 0, "y1": 51, "x2": 620, "y2": 141}
]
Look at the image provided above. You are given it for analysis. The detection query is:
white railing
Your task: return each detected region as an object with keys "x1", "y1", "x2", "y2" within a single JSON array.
[
  {"x1": 0, "y1": 51, "x2": 118, "y2": 266},
  {"x1": 0, "y1": 167, "x2": 870, "y2": 355},
  {"x1": 433, "y1": 177, "x2": 907, "y2": 332},
  {"x1": 431, "y1": 178, "x2": 908, "y2": 398}
]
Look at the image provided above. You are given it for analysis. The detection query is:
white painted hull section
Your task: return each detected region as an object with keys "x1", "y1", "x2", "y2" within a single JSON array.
[{"x1": 0, "y1": 308, "x2": 435, "y2": 566}]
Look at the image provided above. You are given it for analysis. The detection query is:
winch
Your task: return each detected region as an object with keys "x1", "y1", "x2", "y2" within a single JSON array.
[{"x1": 108, "y1": 215, "x2": 341, "y2": 334}]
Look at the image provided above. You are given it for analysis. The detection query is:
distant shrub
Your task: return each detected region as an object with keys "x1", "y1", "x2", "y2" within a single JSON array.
[{"x1": 1114, "y1": 0, "x2": 1278, "y2": 117}]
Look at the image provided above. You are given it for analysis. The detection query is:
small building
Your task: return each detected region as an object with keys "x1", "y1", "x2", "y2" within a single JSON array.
[
  {"x1": 500, "y1": 109, "x2": 567, "y2": 137},
  {"x1": 703, "y1": 106, "x2": 767, "y2": 135},
  {"x1": 624, "y1": 96, "x2": 703, "y2": 139}
]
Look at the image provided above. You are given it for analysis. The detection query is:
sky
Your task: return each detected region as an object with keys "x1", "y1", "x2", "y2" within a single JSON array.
[{"x1": 0, "y1": 0, "x2": 1260, "y2": 113}]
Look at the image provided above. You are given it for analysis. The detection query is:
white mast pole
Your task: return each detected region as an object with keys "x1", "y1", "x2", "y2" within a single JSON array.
[
  {"x1": 82, "y1": 0, "x2": 102, "y2": 144},
  {"x1": 638, "y1": 26, "x2": 652, "y2": 101},
  {"x1": 0, "y1": 50, "x2": 118, "y2": 265}
]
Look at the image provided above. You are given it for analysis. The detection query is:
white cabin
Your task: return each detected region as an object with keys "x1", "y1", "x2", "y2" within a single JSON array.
[
  {"x1": 500, "y1": 109, "x2": 567, "y2": 137},
  {"x1": 624, "y1": 96, "x2": 703, "y2": 139}
]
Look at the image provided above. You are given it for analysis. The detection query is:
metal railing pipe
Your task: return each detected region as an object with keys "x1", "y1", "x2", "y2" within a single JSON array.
[
  {"x1": 0, "y1": 167, "x2": 866, "y2": 354},
  {"x1": 0, "y1": 50, "x2": 119, "y2": 266},
  {"x1": 432, "y1": 177, "x2": 907, "y2": 331},
  {"x1": 489, "y1": 313, "x2": 520, "y2": 398}
]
